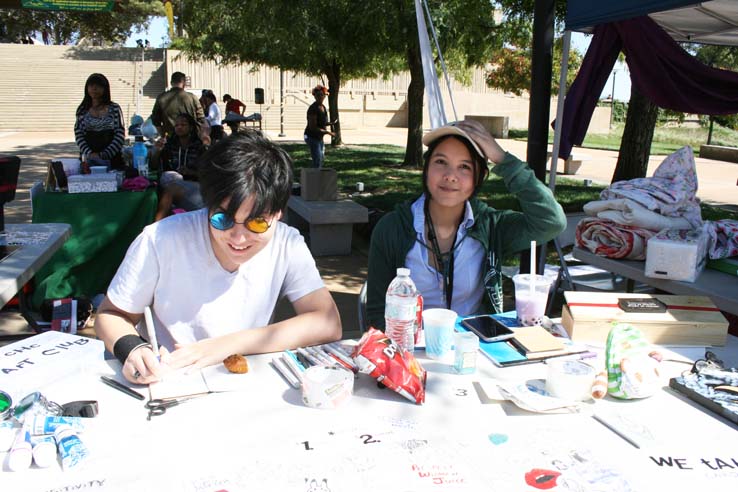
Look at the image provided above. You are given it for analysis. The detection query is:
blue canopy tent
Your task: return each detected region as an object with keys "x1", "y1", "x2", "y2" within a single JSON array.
[{"x1": 547, "y1": 0, "x2": 738, "y2": 188}]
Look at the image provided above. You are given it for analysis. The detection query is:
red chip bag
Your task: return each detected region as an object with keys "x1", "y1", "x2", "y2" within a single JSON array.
[{"x1": 351, "y1": 327, "x2": 427, "y2": 404}]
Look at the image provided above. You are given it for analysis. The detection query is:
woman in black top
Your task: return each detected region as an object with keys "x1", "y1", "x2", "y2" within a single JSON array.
[
  {"x1": 74, "y1": 73, "x2": 125, "y2": 170},
  {"x1": 303, "y1": 84, "x2": 334, "y2": 168}
]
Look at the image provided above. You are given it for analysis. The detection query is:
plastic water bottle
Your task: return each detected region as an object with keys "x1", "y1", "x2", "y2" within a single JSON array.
[
  {"x1": 384, "y1": 268, "x2": 419, "y2": 352},
  {"x1": 132, "y1": 136, "x2": 148, "y2": 178}
]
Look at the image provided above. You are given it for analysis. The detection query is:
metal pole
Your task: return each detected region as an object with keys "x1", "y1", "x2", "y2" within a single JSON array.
[
  {"x1": 278, "y1": 68, "x2": 286, "y2": 137},
  {"x1": 548, "y1": 30, "x2": 571, "y2": 192},
  {"x1": 609, "y1": 69, "x2": 617, "y2": 129},
  {"x1": 136, "y1": 45, "x2": 145, "y2": 116}
]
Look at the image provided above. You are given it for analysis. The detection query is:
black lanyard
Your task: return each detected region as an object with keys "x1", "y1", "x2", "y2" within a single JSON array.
[{"x1": 424, "y1": 199, "x2": 458, "y2": 310}]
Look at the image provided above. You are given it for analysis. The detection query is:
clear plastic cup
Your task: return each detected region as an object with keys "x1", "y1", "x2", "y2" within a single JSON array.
[
  {"x1": 512, "y1": 274, "x2": 552, "y2": 326},
  {"x1": 453, "y1": 331, "x2": 479, "y2": 374}
]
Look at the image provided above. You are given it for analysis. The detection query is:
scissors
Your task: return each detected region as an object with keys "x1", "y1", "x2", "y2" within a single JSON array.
[{"x1": 145, "y1": 395, "x2": 202, "y2": 420}]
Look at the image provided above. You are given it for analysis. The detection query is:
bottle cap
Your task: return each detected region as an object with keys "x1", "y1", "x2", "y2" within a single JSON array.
[
  {"x1": 397, "y1": 267, "x2": 410, "y2": 276},
  {"x1": 0, "y1": 390, "x2": 11, "y2": 420}
]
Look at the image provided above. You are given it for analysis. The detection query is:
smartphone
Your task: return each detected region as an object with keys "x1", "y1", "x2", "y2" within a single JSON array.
[{"x1": 461, "y1": 315, "x2": 516, "y2": 343}]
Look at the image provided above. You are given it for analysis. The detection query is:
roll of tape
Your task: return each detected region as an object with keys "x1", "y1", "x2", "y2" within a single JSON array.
[
  {"x1": 301, "y1": 366, "x2": 354, "y2": 409},
  {"x1": 545, "y1": 359, "x2": 596, "y2": 402}
]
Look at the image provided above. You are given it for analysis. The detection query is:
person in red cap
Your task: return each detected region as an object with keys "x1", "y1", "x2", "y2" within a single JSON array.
[{"x1": 303, "y1": 84, "x2": 334, "y2": 168}]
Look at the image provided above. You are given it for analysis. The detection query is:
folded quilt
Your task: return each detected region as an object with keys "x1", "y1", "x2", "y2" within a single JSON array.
[
  {"x1": 576, "y1": 217, "x2": 655, "y2": 260},
  {"x1": 600, "y1": 146, "x2": 702, "y2": 229},
  {"x1": 583, "y1": 198, "x2": 691, "y2": 231},
  {"x1": 705, "y1": 219, "x2": 738, "y2": 259}
]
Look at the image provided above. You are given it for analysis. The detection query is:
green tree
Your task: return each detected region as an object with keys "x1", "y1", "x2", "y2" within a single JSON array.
[
  {"x1": 334, "y1": 0, "x2": 501, "y2": 166},
  {"x1": 615, "y1": 43, "x2": 738, "y2": 182},
  {"x1": 486, "y1": 34, "x2": 583, "y2": 96},
  {"x1": 179, "y1": 0, "x2": 498, "y2": 166},
  {"x1": 179, "y1": 0, "x2": 402, "y2": 147},
  {"x1": 0, "y1": 1, "x2": 162, "y2": 46},
  {"x1": 695, "y1": 45, "x2": 738, "y2": 137}
]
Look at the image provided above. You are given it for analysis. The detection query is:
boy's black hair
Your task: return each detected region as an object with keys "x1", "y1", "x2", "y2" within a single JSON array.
[
  {"x1": 421, "y1": 134, "x2": 489, "y2": 197},
  {"x1": 199, "y1": 130, "x2": 293, "y2": 219}
]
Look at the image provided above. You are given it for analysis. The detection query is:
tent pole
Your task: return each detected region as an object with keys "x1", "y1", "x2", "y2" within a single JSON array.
[{"x1": 549, "y1": 30, "x2": 571, "y2": 191}]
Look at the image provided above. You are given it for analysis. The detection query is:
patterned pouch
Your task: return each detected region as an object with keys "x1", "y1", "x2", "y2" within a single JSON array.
[{"x1": 605, "y1": 323, "x2": 662, "y2": 399}]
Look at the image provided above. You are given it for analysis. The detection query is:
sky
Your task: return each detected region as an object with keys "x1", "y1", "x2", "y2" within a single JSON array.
[{"x1": 126, "y1": 17, "x2": 632, "y2": 102}]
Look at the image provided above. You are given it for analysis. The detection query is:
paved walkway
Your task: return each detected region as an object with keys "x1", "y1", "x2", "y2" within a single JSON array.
[{"x1": 1, "y1": 129, "x2": 736, "y2": 337}]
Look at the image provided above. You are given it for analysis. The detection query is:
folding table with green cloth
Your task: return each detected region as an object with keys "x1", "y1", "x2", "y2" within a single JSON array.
[{"x1": 30, "y1": 189, "x2": 157, "y2": 309}]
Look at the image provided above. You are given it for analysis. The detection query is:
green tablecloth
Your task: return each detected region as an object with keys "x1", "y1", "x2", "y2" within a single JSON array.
[{"x1": 31, "y1": 189, "x2": 157, "y2": 309}]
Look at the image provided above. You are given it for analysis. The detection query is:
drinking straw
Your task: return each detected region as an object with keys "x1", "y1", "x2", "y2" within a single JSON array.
[{"x1": 529, "y1": 240, "x2": 536, "y2": 297}]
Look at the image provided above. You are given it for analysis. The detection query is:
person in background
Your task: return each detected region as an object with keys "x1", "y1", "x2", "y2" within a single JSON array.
[
  {"x1": 223, "y1": 94, "x2": 246, "y2": 134},
  {"x1": 203, "y1": 90, "x2": 224, "y2": 141},
  {"x1": 95, "y1": 131, "x2": 342, "y2": 384},
  {"x1": 74, "y1": 73, "x2": 126, "y2": 170},
  {"x1": 154, "y1": 113, "x2": 208, "y2": 221},
  {"x1": 151, "y1": 71, "x2": 206, "y2": 138},
  {"x1": 303, "y1": 84, "x2": 334, "y2": 168},
  {"x1": 367, "y1": 119, "x2": 566, "y2": 328},
  {"x1": 42, "y1": 28, "x2": 51, "y2": 45}
]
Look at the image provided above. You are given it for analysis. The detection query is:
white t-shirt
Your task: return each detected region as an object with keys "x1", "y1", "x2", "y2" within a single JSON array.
[
  {"x1": 206, "y1": 102, "x2": 222, "y2": 127},
  {"x1": 107, "y1": 208, "x2": 324, "y2": 350}
]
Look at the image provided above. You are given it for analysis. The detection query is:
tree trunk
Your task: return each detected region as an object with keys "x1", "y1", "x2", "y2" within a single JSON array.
[
  {"x1": 612, "y1": 86, "x2": 658, "y2": 183},
  {"x1": 325, "y1": 60, "x2": 342, "y2": 146},
  {"x1": 404, "y1": 45, "x2": 424, "y2": 168}
]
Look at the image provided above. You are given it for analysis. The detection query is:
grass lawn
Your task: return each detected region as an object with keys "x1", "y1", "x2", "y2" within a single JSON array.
[
  {"x1": 280, "y1": 142, "x2": 738, "y2": 223},
  {"x1": 509, "y1": 122, "x2": 738, "y2": 156}
]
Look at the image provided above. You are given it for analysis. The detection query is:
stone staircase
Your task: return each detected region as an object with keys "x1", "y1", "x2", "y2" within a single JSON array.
[{"x1": 0, "y1": 44, "x2": 166, "y2": 132}]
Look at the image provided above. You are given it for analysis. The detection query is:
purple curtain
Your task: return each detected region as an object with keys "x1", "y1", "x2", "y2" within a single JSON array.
[{"x1": 558, "y1": 16, "x2": 738, "y2": 159}]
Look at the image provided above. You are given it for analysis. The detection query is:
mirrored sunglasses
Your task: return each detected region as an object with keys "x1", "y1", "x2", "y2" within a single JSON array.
[{"x1": 209, "y1": 212, "x2": 272, "y2": 233}]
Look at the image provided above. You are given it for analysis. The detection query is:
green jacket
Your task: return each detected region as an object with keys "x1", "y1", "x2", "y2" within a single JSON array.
[
  {"x1": 151, "y1": 87, "x2": 206, "y2": 137},
  {"x1": 367, "y1": 152, "x2": 566, "y2": 329}
]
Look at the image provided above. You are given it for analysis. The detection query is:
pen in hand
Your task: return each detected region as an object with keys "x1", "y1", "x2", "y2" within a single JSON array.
[
  {"x1": 143, "y1": 306, "x2": 159, "y2": 359},
  {"x1": 100, "y1": 375, "x2": 146, "y2": 401}
]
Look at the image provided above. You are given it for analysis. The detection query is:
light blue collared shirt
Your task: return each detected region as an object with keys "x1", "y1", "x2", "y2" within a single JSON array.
[{"x1": 404, "y1": 195, "x2": 485, "y2": 317}]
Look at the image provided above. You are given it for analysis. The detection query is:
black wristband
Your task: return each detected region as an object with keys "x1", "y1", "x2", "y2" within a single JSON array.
[{"x1": 113, "y1": 334, "x2": 150, "y2": 365}]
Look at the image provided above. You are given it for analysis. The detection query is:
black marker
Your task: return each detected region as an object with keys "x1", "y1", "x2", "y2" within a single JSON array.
[
  {"x1": 100, "y1": 375, "x2": 145, "y2": 401},
  {"x1": 295, "y1": 350, "x2": 313, "y2": 368}
]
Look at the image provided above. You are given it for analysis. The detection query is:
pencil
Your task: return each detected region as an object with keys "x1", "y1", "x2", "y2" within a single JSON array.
[
  {"x1": 270, "y1": 359, "x2": 300, "y2": 389},
  {"x1": 143, "y1": 306, "x2": 159, "y2": 358},
  {"x1": 592, "y1": 414, "x2": 641, "y2": 449},
  {"x1": 280, "y1": 354, "x2": 305, "y2": 383}
]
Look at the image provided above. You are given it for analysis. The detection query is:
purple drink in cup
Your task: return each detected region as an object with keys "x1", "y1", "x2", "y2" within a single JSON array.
[{"x1": 512, "y1": 274, "x2": 552, "y2": 326}]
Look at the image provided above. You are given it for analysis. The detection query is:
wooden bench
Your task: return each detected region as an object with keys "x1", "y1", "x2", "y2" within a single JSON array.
[
  {"x1": 286, "y1": 196, "x2": 368, "y2": 256},
  {"x1": 546, "y1": 152, "x2": 591, "y2": 175},
  {"x1": 699, "y1": 144, "x2": 738, "y2": 163}
]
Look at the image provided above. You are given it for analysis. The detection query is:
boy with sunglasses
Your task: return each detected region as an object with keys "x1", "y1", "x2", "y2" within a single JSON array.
[{"x1": 94, "y1": 132, "x2": 342, "y2": 384}]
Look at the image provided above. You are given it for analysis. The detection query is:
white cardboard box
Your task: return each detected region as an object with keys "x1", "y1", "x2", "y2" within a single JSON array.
[
  {"x1": 68, "y1": 173, "x2": 118, "y2": 193},
  {"x1": 0, "y1": 331, "x2": 104, "y2": 400},
  {"x1": 645, "y1": 227, "x2": 708, "y2": 282}
]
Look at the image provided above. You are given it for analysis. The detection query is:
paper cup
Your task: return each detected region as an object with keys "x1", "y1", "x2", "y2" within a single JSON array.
[
  {"x1": 545, "y1": 359, "x2": 596, "y2": 401},
  {"x1": 422, "y1": 308, "x2": 457, "y2": 359},
  {"x1": 301, "y1": 366, "x2": 353, "y2": 409}
]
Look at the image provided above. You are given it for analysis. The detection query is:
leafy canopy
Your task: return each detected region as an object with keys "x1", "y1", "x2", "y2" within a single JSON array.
[{"x1": 0, "y1": 0, "x2": 162, "y2": 45}]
